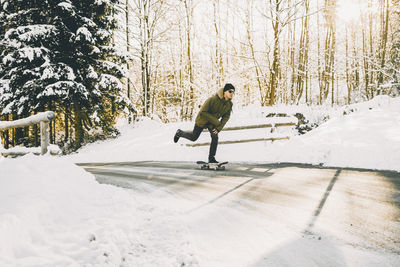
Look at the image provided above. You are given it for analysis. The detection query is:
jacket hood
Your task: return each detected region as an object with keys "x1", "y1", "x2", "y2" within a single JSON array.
[
  {"x1": 217, "y1": 87, "x2": 224, "y2": 99},
  {"x1": 217, "y1": 87, "x2": 233, "y2": 103}
]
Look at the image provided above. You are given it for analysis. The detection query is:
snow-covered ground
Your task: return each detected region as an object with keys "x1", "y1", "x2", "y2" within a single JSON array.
[
  {"x1": 68, "y1": 95, "x2": 400, "y2": 172},
  {"x1": 1, "y1": 96, "x2": 399, "y2": 266},
  {"x1": 0, "y1": 154, "x2": 198, "y2": 266}
]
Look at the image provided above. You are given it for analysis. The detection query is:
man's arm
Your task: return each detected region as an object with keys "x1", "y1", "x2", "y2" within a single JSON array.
[
  {"x1": 215, "y1": 111, "x2": 231, "y2": 132},
  {"x1": 199, "y1": 98, "x2": 221, "y2": 127}
]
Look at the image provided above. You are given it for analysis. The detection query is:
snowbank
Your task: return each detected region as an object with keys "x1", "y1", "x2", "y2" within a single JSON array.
[
  {"x1": 0, "y1": 154, "x2": 197, "y2": 266},
  {"x1": 264, "y1": 95, "x2": 400, "y2": 171},
  {"x1": 0, "y1": 144, "x2": 61, "y2": 156}
]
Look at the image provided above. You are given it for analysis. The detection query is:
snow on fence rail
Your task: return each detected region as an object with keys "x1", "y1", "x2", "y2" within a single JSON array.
[
  {"x1": 0, "y1": 111, "x2": 56, "y2": 156},
  {"x1": 187, "y1": 121, "x2": 296, "y2": 147},
  {"x1": 203, "y1": 122, "x2": 296, "y2": 132}
]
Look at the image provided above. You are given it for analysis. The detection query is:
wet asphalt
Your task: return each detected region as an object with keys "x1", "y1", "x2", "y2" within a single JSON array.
[{"x1": 78, "y1": 161, "x2": 400, "y2": 255}]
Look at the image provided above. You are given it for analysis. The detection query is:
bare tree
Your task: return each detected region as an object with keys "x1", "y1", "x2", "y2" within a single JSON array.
[
  {"x1": 268, "y1": 0, "x2": 281, "y2": 106},
  {"x1": 213, "y1": 0, "x2": 225, "y2": 88},
  {"x1": 245, "y1": 0, "x2": 268, "y2": 105},
  {"x1": 295, "y1": 0, "x2": 309, "y2": 104},
  {"x1": 262, "y1": 0, "x2": 305, "y2": 105},
  {"x1": 180, "y1": 0, "x2": 195, "y2": 120},
  {"x1": 361, "y1": 1, "x2": 373, "y2": 100},
  {"x1": 126, "y1": 0, "x2": 131, "y2": 100},
  {"x1": 389, "y1": 0, "x2": 400, "y2": 95},
  {"x1": 130, "y1": 0, "x2": 167, "y2": 116},
  {"x1": 319, "y1": 0, "x2": 336, "y2": 105},
  {"x1": 377, "y1": 0, "x2": 390, "y2": 92}
]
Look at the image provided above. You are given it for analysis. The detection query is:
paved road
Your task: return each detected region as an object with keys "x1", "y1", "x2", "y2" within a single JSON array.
[{"x1": 78, "y1": 161, "x2": 400, "y2": 266}]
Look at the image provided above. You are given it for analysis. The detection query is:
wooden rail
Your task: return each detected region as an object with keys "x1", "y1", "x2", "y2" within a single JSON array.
[
  {"x1": 0, "y1": 111, "x2": 56, "y2": 156},
  {"x1": 186, "y1": 136, "x2": 290, "y2": 147},
  {"x1": 206, "y1": 122, "x2": 296, "y2": 132},
  {"x1": 188, "y1": 121, "x2": 296, "y2": 147}
]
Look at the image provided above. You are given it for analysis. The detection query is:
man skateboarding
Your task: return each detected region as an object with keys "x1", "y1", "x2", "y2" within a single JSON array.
[{"x1": 174, "y1": 83, "x2": 235, "y2": 163}]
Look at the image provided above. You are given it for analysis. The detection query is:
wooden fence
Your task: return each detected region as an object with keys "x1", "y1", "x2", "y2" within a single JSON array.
[
  {"x1": 0, "y1": 111, "x2": 56, "y2": 156},
  {"x1": 186, "y1": 122, "x2": 296, "y2": 147}
]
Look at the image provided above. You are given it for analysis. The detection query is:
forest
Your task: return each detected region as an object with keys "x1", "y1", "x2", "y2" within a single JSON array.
[{"x1": 0, "y1": 0, "x2": 399, "y2": 152}]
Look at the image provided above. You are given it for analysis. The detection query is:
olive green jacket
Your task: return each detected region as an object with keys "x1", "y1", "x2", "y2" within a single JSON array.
[{"x1": 195, "y1": 88, "x2": 233, "y2": 132}]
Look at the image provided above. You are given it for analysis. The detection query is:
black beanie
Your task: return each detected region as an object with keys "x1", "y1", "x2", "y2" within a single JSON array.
[{"x1": 223, "y1": 83, "x2": 235, "y2": 92}]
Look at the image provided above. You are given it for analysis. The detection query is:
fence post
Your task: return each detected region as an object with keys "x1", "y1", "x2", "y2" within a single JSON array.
[{"x1": 40, "y1": 121, "x2": 50, "y2": 155}]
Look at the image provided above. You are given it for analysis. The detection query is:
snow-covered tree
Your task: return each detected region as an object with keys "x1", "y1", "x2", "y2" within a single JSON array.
[
  {"x1": 0, "y1": 0, "x2": 129, "y2": 149},
  {"x1": 389, "y1": 0, "x2": 400, "y2": 96}
]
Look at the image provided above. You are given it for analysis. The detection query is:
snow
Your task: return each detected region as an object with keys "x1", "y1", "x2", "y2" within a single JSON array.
[
  {"x1": 68, "y1": 95, "x2": 400, "y2": 172},
  {"x1": 3, "y1": 47, "x2": 49, "y2": 65},
  {"x1": 0, "y1": 154, "x2": 197, "y2": 266},
  {"x1": 0, "y1": 111, "x2": 55, "y2": 129},
  {"x1": 76, "y1": 27, "x2": 94, "y2": 43},
  {"x1": 0, "y1": 144, "x2": 61, "y2": 156},
  {"x1": 1, "y1": 96, "x2": 399, "y2": 266},
  {"x1": 38, "y1": 82, "x2": 69, "y2": 98},
  {"x1": 57, "y1": 2, "x2": 74, "y2": 12},
  {"x1": 41, "y1": 64, "x2": 76, "y2": 81},
  {"x1": 87, "y1": 65, "x2": 99, "y2": 80},
  {"x1": 99, "y1": 74, "x2": 122, "y2": 90},
  {"x1": 5, "y1": 25, "x2": 57, "y2": 44}
]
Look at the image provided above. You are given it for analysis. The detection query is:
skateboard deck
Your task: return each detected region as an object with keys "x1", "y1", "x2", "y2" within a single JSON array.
[{"x1": 196, "y1": 161, "x2": 228, "y2": 170}]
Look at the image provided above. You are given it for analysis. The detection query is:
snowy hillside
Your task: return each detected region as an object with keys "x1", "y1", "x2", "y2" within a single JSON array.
[{"x1": 68, "y1": 95, "x2": 400, "y2": 172}]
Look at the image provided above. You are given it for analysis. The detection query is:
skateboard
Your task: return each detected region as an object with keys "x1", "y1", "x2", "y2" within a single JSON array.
[{"x1": 196, "y1": 161, "x2": 228, "y2": 170}]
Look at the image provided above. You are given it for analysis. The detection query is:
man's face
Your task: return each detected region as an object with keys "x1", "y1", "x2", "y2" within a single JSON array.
[{"x1": 224, "y1": 89, "x2": 235, "y2": 100}]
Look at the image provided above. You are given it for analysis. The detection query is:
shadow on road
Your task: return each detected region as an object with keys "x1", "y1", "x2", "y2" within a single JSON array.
[
  {"x1": 249, "y1": 235, "x2": 348, "y2": 267},
  {"x1": 249, "y1": 169, "x2": 348, "y2": 267},
  {"x1": 186, "y1": 178, "x2": 256, "y2": 214},
  {"x1": 304, "y1": 169, "x2": 341, "y2": 234}
]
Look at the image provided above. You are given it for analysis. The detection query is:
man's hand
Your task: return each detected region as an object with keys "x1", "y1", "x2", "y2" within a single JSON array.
[{"x1": 212, "y1": 129, "x2": 219, "y2": 135}]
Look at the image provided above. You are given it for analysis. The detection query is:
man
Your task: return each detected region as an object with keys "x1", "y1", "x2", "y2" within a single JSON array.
[{"x1": 174, "y1": 83, "x2": 235, "y2": 163}]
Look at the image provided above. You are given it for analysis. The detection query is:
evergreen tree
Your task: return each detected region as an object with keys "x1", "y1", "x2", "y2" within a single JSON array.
[{"x1": 0, "y1": 0, "x2": 129, "y2": 149}]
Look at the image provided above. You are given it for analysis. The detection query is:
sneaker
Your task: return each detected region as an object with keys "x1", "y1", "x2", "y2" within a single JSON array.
[
  {"x1": 174, "y1": 129, "x2": 182, "y2": 143},
  {"x1": 208, "y1": 157, "x2": 219, "y2": 163}
]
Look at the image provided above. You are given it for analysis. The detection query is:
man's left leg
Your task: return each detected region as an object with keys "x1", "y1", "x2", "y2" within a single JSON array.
[
  {"x1": 174, "y1": 125, "x2": 202, "y2": 143},
  {"x1": 208, "y1": 129, "x2": 219, "y2": 163}
]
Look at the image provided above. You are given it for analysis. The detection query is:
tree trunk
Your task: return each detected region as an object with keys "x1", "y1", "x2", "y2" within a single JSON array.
[
  {"x1": 64, "y1": 105, "x2": 69, "y2": 142},
  {"x1": 73, "y1": 104, "x2": 84, "y2": 149},
  {"x1": 320, "y1": 0, "x2": 336, "y2": 105},
  {"x1": 126, "y1": 0, "x2": 131, "y2": 100},
  {"x1": 138, "y1": 0, "x2": 151, "y2": 116},
  {"x1": 361, "y1": 10, "x2": 370, "y2": 100},
  {"x1": 34, "y1": 123, "x2": 39, "y2": 147},
  {"x1": 246, "y1": 0, "x2": 266, "y2": 106},
  {"x1": 377, "y1": 0, "x2": 390, "y2": 92},
  {"x1": 1, "y1": 115, "x2": 10, "y2": 149},
  {"x1": 369, "y1": 1, "x2": 375, "y2": 98},
  {"x1": 345, "y1": 27, "x2": 351, "y2": 104},
  {"x1": 184, "y1": 0, "x2": 194, "y2": 119},
  {"x1": 269, "y1": 0, "x2": 281, "y2": 106},
  {"x1": 296, "y1": 0, "x2": 309, "y2": 104},
  {"x1": 317, "y1": 0, "x2": 323, "y2": 104},
  {"x1": 213, "y1": 0, "x2": 224, "y2": 88},
  {"x1": 289, "y1": 3, "x2": 296, "y2": 104}
]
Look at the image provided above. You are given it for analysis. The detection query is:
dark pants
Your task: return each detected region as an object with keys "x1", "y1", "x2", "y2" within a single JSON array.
[{"x1": 180, "y1": 125, "x2": 218, "y2": 159}]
